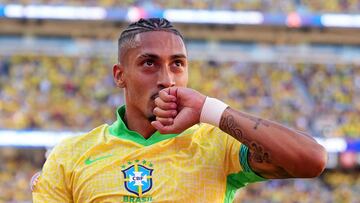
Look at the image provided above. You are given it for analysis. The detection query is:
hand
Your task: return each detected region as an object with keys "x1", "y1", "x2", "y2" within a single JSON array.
[
  {"x1": 151, "y1": 87, "x2": 206, "y2": 134},
  {"x1": 30, "y1": 171, "x2": 41, "y2": 192}
]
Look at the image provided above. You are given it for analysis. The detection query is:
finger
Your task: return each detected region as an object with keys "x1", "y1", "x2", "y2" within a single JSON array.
[
  {"x1": 153, "y1": 107, "x2": 177, "y2": 118},
  {"x1": 151, "y1": 120, "x2": 165, "y2": 131},
  {"x1": 151, "y1": 120, "x2": 174, "y2": 134},
  {"x1": 151, "y1": 114, "x2": 184, "y2": 134},
  {"x1": 155, "y1": 97, "x2": 177, "y2": 110},
  {"x1": 30, "y1": 172, "x2": 41, "y2": 192},
  {"x1": 156, "y1": 117, "x2": 174, "y2": 126},
  {"x1": 159, "y1": 89, "x2": 177, "y2": 102},
  {"x1": 168, "y1": 87, "x2": 178, "y2": 98},
  {"x1": 151, "y1": 122, "x2": 182, "y2": 134}
]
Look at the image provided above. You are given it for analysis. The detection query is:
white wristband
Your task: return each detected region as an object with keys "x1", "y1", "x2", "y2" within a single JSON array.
[{"x1": 200, "y1": 97, "x2": 228, "y2": 127}]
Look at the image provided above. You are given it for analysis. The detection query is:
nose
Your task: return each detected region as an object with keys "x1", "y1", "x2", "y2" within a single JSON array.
[{"x1": 157, "y1": 68, "x2": 175, "y2": 88}]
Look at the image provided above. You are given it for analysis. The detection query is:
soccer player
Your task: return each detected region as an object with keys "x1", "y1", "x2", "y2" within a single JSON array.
[{"x1": 32, "y1": 18, "x2": 327, "y2": 203}]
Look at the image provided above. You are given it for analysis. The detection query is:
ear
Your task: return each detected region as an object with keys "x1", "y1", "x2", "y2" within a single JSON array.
[{"x1": 113, "y1": 63, "x2": 126, "y2": 88}]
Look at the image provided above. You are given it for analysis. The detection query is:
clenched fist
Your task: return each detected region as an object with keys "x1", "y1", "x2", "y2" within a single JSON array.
[{"x1": 151, "y1": 87, "x2": 206, "y2": 134}]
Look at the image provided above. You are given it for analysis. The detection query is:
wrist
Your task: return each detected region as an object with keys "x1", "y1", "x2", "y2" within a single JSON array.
[{"x1": 200, "y1": 97, "x2": 228, "y2": 127}]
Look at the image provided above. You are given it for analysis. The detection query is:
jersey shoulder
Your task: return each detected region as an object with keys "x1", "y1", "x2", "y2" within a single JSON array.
[
  {"x1": 49, "y1": 124, "x2": 109, "y2": 165},
  {"x1": 191, "y1": 123, "x2": 233, "y2": 141}
]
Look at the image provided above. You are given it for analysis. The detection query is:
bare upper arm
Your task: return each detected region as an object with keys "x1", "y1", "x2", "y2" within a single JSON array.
[{"x1": 248, "y1": 148, "x2": 294, "y2": 179}]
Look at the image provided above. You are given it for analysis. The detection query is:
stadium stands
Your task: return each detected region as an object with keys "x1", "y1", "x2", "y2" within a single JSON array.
[
  {"x1": 1, "y1": 54, "x2": 359, "y2": 138},
  {"x1": 0, "y1": 148, "x2": 45, "y2": 203},
  {"x1": 295, "y1": 63, "x2": 360, "y2": 138},
  {"x1": 1, "y1": 0, "x2": 360, "y2": 13},
  {"x1": 0, "y1": 55, "x2": 120, "y2": 131},
  {"x1": 234, "y1": 171, "x2": 360, "y2": 202},
  {"x1": 0, "y1": 0, "x2": 359, "y2": 202}
]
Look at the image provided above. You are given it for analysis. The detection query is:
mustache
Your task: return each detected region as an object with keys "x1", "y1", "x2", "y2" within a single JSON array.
[
  {"x1": 151, "y1": 93, "x2": 159, "y2": 100},
  {"x1": 149, "y1": 93, "x2": 159, "y2": 123},
  {"x1": 151, "y1": 87, "x2": 169, "y2": 100}
]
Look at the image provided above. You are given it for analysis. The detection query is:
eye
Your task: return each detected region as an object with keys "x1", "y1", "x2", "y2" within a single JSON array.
[
  {"x1": 143, "y1": 60, "x2": 155, "y2": 68},
  {"x1": 173, "y1": 60, "x2": 184, "y2": 67}
]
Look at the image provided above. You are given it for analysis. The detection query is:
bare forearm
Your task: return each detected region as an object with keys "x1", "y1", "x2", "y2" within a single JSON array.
[
  {"x1": 219, "y1": 107, "x2": 327, "y2": 179},
  {"x1": 150, "y1": 87, "x2": 327, "y2": 178}
]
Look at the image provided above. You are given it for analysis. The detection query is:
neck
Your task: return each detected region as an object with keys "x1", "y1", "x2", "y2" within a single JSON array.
[{"x1": 124, "y1": 106, "x2": 156, "y2": 139}]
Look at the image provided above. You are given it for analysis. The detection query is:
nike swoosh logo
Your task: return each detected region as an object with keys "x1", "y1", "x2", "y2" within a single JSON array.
[{"x1": 85, "y1": 154, "x2": 113, "y2": 165}]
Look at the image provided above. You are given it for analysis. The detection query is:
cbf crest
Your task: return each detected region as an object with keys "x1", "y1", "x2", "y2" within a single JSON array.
[{"x1": 121, "y1": 160, "x2": 153, "y2": 196}]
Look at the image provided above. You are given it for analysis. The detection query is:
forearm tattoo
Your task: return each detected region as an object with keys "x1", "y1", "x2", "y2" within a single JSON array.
[{"x1": 219, "y1": 108, "x2": 271, "y2": 164}]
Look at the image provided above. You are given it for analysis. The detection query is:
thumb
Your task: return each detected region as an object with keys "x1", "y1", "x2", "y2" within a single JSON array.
[
  {"x1": 151, "y1": 120, "x2": 182, "y2": 134},
  {"x1": 151, "y1": 108, "x2": 198, "y2": 134}
]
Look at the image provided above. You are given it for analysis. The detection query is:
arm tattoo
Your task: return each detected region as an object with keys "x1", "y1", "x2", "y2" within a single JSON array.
[
  {"x1": 253, "y1": 118, "x2": 262, "y2": 129},
  {"x1": 220, "y1": 108, "x2": 271, "y2": 164},
  {"x1": 249, "y1": 142, "x2": 271, "y2": 163},
  {"x1": 238, "y1": 114, "x2": 270, "y2": 130}
]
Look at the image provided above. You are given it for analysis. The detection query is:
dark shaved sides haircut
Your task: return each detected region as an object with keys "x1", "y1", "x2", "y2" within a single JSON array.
[{"x1": 117, "y1": 18, "x2": 184, "y2": 64}]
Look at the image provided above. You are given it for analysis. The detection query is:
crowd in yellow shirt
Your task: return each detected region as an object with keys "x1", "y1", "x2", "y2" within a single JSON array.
[
  {"x1": 235, "y1": 171, "x2": 360, "y2": 203},
  {"x1": 0, "y1": 55, "x2": 359, "y2": 138},
  {"x1": 295, "y1": 63, "x2": 360, "y2": 138},
  {"x1": 0, "y1": 54, "x2": 360, "y2": 202},
  {"x1": 0, "y1": 148, "x2": 45, "y2": 203},
  {"x1": 0, "y1": 55, "x2": 118, "y2": 131}
]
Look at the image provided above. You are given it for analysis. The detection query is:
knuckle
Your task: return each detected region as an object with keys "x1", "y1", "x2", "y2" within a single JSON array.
[
  {"x1": 168, "y1": 111, "x2": 175, "y2": 117},
  {"x1": 153, "y1": 107, "x2": 160, "y2": 115},
  {"x1": 159, "y1": 90, "x2": 166, "y2": 97},
  {"x1": 165, "y1": 118, "x2": 173, "y2": 124},
  {"x1": 154, "y1": 97, "x2": 161, "y2": 105},
  {"x1": 167, "y1": 102, "x2": 175, "y2": 109}
]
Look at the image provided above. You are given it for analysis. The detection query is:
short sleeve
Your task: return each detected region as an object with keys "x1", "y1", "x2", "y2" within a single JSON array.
[
  {"x1": 32, "y1": 142, "x2": 73, "y2": 202},
  {"x1": 223, "y1": 130, "x2": 266, "y2": 187},
  {"x1": 219, "y1": 131, "x2": 266, "y2": 202}
]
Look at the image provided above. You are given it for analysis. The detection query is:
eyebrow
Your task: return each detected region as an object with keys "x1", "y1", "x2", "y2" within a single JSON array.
[
  {"x1": 137, "y1": 53, "x2": 187, "y2": 60},
  {"x1": 170, "y1": 54, "x2": 187, "y2": 60},
  {"x1": 137, "y1": 53, "x2": 160, "y2": 60}
]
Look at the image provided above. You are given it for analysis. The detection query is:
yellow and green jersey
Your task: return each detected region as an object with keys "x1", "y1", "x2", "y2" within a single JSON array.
[{"x1": 33, "y1": 106, "x2": 265, "y2": 203}]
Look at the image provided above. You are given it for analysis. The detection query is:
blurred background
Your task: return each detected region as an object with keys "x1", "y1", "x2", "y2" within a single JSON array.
[{"x1": 0, "y1": 0, "x2": 360, "y2": 203}]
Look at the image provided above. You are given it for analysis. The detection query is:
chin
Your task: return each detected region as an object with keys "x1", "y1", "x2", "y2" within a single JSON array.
[
  {"x1": 146, "y1": 95, "x2": 157, "y2": 121},
  {"x1": 146, "y1": 103, "x2": 156, "y2": 122}
]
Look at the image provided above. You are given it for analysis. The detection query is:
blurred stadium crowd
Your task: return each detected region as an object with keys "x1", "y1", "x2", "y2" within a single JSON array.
[
  {"x1": 0, "y1": 148, "x2": 45, "y2": 203},
  {"x1": 0, "y1": 1, "x2": 359, "y2": 203},
  {"x1": 0, "y1": 55, "x2": 359, "y2": 138},
  {"x1": 235, "y1": 171, "x2": 360, "y2": 203},
  {"x1": 0, "y1": 0, "x2": 360, "y2": 13},
  {"x1": 1, "y1": 54, "x2": 359, "y2": 202},
  {"x1": 0, "y1": 55, "x2": 118, "y2": 131}
]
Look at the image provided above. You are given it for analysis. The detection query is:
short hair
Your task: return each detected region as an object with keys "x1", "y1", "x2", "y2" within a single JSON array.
[{"x1": 117, "y1": 18, "x2": 184, "y2": 63}]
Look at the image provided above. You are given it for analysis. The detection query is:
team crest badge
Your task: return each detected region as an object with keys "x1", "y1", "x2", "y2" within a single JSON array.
[{"x1": 122, "y1": 160, "x2": 153, "y2": 196}]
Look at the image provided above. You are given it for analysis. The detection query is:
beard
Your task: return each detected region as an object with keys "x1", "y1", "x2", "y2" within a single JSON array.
[
  {"x1": 147, "y1": 115, "x2": 156, "y2": 122},
  {"x1": 147, "y1": 91, "x2": 160, "y2": 122}
]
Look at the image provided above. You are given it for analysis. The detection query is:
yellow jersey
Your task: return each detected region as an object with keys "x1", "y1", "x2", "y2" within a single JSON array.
[{"x1": 33, "y1": 106, "x2": 265, "y2": 203}]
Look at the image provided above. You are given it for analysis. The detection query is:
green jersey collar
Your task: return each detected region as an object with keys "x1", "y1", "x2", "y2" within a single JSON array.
[{"x1": 108, "y1": 105, "x2": 179, "y2": 146}]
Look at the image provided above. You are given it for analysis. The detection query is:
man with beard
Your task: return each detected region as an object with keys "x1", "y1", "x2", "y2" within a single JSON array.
[{"x1": 33, "y1": 18, "x2": 327, "y2": 203}]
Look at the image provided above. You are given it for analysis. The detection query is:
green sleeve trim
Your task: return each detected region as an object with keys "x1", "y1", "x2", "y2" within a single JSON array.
[
  {"x1": 239, "y1": 144, "x2": 252, "y2": 172},
  {"x1": 240, "y1": 144, "x2": 268, "y2": 180},
  {"x1": 224, "y1": 144, "x2": 267, "y2": 203}
]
